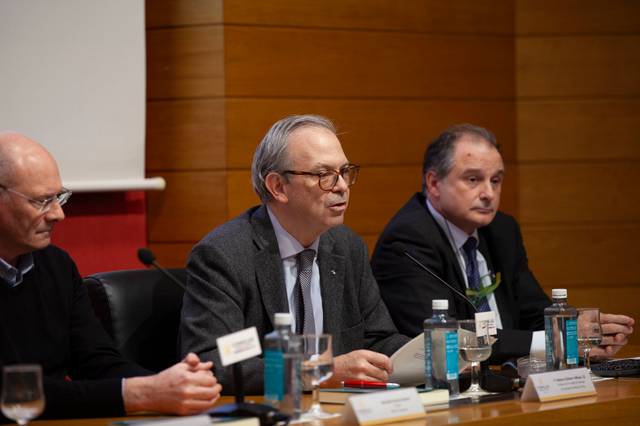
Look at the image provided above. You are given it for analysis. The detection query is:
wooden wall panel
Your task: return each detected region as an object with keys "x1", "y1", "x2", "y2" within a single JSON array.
[
  {"x1": 225, "y1": 99, "x2": 516, "y2": 168},
  {"x1": 225, "y1": 27, "x2": 514, "y2": 98},
  {"x1": 224, "y1": 0, "x2": 513, "y2": 34},
  {"x1": 517, "y1": 163, "x2": 640, "y2": 224},
  {"x1": 517, "y1": 36, "x2": 640, "y2": 98},
  {"x1": 147, "y1": 99, "x2": 225, "y2": 171},
  {"x1": 226, "y1": 170, "x2": 256, "y2": 219},
  {"x1": 148, "y1": 242, "x2": 195, "y2": 268},
  {"x1": 516, "y1": 0, "x2": 639, "y2": 344},
  {"x1": 147, "y1": 26, "x2": 224, "y2": 99},
  {"x1": 146, "y1": 0, "x2": 222, "y2": 28},
  {"x1": 147, "y1": 171, "x2": 227, "y2": 242},
  {"x1": 523, "y1": 224, "x2": 640, "y2": 286},
  {"x1": 517, "y1": 0, "x2": 640, "y2": 35},
  {"x1": 517, "y1": 100, "x2": 640, "y2": 162}
]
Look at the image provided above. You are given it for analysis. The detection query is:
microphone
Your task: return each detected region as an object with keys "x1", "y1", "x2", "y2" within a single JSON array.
[
  {"x1": 137, "y1": 248, "x2": 187, "y2": 293},
  {"x1": 137, "y1": 248, "x2": 287, "y2": 424},
  {"x1": 390, "y1": 242, "x2": 477, "y2": 313},
  {"x1": 391, "y1": 243, "x2": 519, "y2": 394}
]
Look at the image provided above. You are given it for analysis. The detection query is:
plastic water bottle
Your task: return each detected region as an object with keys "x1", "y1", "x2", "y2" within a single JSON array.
[
  {"x1": 263, "y1": 313, "x2": 302, "y2": 419},
  {"x1": 424, "y1": 299, "x2": 459, "y2": 395},
  {"x1": 544, "y1": 289, "x2": 578, "y2": 370}
]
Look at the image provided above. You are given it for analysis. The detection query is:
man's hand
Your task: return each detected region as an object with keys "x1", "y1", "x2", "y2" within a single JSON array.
[
  {"x1": 124, "y1": 353, "x2": 222, "y2": 415},
  {"x1": 326, "y1": 350, "x2": 392, "y2": 386},
  {"x1": 590, "y1": 313, "x2": 635, "y2": 359}
]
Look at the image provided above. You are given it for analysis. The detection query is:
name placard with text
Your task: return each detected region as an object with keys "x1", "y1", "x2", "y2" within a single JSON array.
[
  {"x1": 521, "y1": 368, "x2": 596, "y2": 402},
  {"x1": 344, "y1": 388, "x2": 426, "y2": 426}
]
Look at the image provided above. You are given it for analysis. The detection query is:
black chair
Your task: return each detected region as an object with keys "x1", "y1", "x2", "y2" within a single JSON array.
[{"x1": 84, "y1": 268, "x2": 186, "y2": 373}]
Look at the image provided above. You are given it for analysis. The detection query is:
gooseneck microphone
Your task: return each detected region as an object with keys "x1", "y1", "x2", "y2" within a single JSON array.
[
  {"x1": 137, "y1": 248, "x2": 246, "y2": 400},
  {"x1": 390, "y1": 243, "x2": 520, "y2": 393},
  {"x1": 390, "y1": 242, "x2": 477, "y2": 313},
  {"x1": 137, "y1": 248, "x2": 188, "y2": 292},
  {"x1": 137, "y1": 248, "x2": 289, "y2": 424}
]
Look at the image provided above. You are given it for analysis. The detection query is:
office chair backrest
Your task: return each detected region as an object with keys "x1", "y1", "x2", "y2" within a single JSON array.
[{"x1": 84, "y1": 268, "x2": 186, "y2": 373}]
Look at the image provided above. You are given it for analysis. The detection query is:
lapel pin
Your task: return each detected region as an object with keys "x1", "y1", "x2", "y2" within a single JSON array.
[{"x1": 330, "y1": 270, "x2": 336, "y2": 275}]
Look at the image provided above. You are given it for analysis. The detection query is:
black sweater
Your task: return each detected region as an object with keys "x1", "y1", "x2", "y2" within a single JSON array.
[{"x1": 1, "y1": 246, "x2": 149, "y2": 421}]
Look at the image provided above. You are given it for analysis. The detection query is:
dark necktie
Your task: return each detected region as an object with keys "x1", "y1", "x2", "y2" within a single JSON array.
[
  {"x1": 294, "y1": 249, "x2": 316, "y2": 334},
  {"x1": 462, "y1": 237, "x2": 491, "y2": 312}
]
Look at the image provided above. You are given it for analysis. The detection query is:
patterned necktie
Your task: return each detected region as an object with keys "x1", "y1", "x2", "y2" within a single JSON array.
[
  {"x1": 294, "y1": 249, "x2": 316, "y2": 334},
  {"x1": 462, "y1": 237, "x2": 491, "y2": 312}
]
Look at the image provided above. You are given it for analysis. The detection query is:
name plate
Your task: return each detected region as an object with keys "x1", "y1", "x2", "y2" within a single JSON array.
[
  {"x1": 216, "y1": 327, "x2": 261, "y2": 366},
  {"x1": 344, "y1": 388, "x2": 426, "y2": 426},
  {"x1": 475, "y1": 311, "x2": 498, "y2": 336},
  {"x1": 521, "y1": 367, "x2": 596, "y2": 402}
]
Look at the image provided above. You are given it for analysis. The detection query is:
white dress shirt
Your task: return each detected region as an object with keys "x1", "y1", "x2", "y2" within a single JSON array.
[
  {"x1": 426, "y1": 199, "x2": 545, "y2": 357},
  {"x1": 267, "y1": 207, "x2": 323, "y2": 334},
  {"x1": 426, "y1": 199, "x2": 503, "y2": 329}
]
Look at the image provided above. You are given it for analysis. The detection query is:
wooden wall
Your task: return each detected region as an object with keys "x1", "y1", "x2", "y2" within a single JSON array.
[
  {"x1": 515, "y1": 0, "x2": 640, "y2": 344},
  {"x1": 145, "y1": 0, "x2": 516, "y2": 264},
  {"x1": 145, "y1": 1, "x2": 638, "y2": 343}
]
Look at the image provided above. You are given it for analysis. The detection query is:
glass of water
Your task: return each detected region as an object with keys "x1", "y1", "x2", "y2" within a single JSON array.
[
  {"x1": 577, "y1": 308, "x2": 603, "y2": 372},
  {"x1": 299, "y1": 334, "x2": 339, "y2": 420},
  {"x1": 1, "y1": 365, "x2": 45, "y2": 425},
  {"x1": 458, "y1": 319, "x2": 492, "y2": 401}
]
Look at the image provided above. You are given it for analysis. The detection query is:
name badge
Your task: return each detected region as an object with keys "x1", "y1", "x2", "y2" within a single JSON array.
[
  {"x1": 216, "y1": 327, "x2": 262, "y2": 366},
  {"x1": 344, "y1": 388, "x2": 426, "y2": 425},
  {"x1": 521, "y1": 367, "x2": 596, "y2": 402},
  {"x1": 474, "y1": 311, "x2": 498, "y2": 336}
]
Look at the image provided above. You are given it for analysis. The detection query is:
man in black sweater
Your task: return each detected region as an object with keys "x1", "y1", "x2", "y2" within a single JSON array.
[{"x1": 0, "y1": 131, "x2": 222, "y2": 420}]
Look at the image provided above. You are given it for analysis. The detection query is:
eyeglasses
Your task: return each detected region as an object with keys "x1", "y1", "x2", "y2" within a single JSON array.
[
  {"x1": 283, "y1": 164, "x2": 360, "y2": 191},
  {"x1": 0, "y1": 185, "x2": 72, "y2": 213}
]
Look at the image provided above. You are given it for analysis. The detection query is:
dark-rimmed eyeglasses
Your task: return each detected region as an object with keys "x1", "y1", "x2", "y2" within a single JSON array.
[
  {"x1": 282, "y1": 164, "x2": 360, "y2": 191},
  {"x1": 0, "y1": 185, "x2": 72, "y2": 213}
]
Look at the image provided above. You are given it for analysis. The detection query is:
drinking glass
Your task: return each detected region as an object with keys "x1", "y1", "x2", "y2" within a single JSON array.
[
  {"x1": 458, "y1": 319, "x2": 492, "y2": 401},
  {"x1": 299, "y1": 334, "x2": 339, "y2": 420},
  {"x1": 1, "y1": 365, "x2": 45, "y2": 425},
  {"x1": 577, "y1": 308, "x2": 603, "y2": 372}
]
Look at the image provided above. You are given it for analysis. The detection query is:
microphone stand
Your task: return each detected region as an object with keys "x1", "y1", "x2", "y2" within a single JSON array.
[{"x1": 137, "y1": 248, "x2": 289, "y2": 425}]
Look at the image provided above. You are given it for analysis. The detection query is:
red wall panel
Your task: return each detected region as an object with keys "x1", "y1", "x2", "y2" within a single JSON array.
[{"x1": 51, "y1": 191, "x2": 147, "y2": 276}]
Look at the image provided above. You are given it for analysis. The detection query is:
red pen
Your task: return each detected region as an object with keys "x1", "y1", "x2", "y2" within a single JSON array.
[{"x1": 342, "y1": 380, "x2": 400, "y2": 389}]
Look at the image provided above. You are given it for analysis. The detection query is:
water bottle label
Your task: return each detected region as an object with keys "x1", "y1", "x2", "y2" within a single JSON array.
[
  {"x1": 544, "y1": 317, "x2": 553, "y2": 366},
  {"x1": 445, "y1": 331, "x2": 459, "y2": 380},
  {"x1": 264, "y1": 349, "x2": 284, "y2": 401},
  {"x1": 565, "y1": 319, "x2": 578, "y2": 365},
  {"x1": 424, "y1": 332, "x2": 432, "y2": 383}
]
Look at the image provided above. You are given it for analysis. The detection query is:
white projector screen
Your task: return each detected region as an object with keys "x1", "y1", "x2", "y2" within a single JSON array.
[{"x1": 0, "y1": 0, "x2": 164, "y2": 192}]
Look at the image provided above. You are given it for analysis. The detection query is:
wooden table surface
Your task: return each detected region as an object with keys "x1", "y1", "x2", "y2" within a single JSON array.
[{"x1": 25, "y1": 377, "x2": 640, "y2": 426}]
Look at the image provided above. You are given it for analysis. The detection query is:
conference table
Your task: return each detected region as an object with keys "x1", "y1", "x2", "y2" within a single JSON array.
[{"x1": 27, "y1": 376, "x2": 640, "y2": 426}]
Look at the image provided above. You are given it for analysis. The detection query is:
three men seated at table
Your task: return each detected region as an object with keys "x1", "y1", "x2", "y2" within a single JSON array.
[{"x1": 1, "y1": 118, "x2": 635, "y2": 419}]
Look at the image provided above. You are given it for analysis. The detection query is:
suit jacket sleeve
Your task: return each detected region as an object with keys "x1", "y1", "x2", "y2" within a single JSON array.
[
  {"x1": 350, "y1": 232, "x2": 410, "y2": 356},
  {"x1": 486, "y1": 217, "x2": 550, "y2": 361},
  {"x1": 180, "y1": 240, "x2": 264, "y2": 395},
  {"x1": 372, "y1": 221, "x2": 457, "y2": 338}
]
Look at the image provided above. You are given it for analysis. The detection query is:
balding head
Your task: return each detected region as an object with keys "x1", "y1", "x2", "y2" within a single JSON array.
[
  {"x1": 0, "y1": 131, "x2": 57, "y2": 187},
  {"x1": 0, "y1": 131, "x2": 65, "y2": 264}
]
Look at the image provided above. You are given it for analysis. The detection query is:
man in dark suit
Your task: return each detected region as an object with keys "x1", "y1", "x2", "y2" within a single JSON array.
[
  {"x1": 371, "y1": 124, "x2": 634, "y2": 362},
  {"x1": 180, "y1": 115, "x2": 409, "y2": 394},
  {"x1": 0, "y1": 132, "x2": 221, "y2": 420}
]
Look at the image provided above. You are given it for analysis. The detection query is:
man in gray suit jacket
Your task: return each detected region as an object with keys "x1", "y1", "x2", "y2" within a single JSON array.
[{"x1": 180, "y1": 115, "x2": 409, "y2": 394}]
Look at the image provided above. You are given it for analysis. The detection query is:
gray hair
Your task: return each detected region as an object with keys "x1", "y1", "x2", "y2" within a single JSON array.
[
  {"x1": 251, "y1": 114, "x2": 337, "y2": 202},
  {"x1": 422, "y1": 123, "x2": 499, "y2": 190}
]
